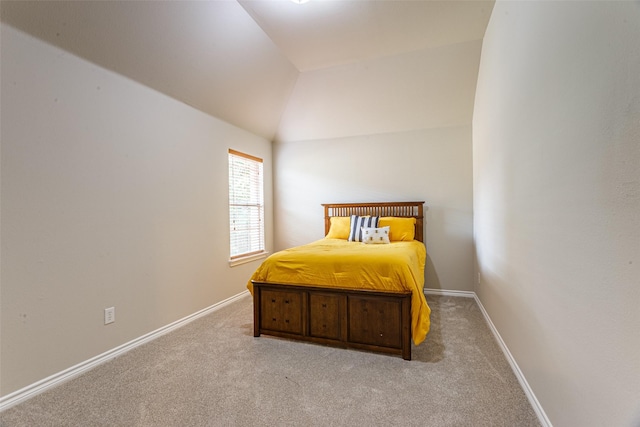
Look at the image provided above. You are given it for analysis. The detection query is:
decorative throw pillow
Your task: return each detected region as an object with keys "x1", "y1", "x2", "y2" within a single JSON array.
[
  {"x1": 348, "y1": 215, "x2": 379, "y2": 242},
  {"x1": 361, "y1": 226, "x2": 391, "y2": 244},
  {"x1": 378, "y1": 217, "x2": 416, "y2": 241},
  {"x1": 326, "y1": 216, "x2": 351, "y2": 239}
]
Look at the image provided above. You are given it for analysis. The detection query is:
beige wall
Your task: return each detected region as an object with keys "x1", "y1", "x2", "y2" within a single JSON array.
[
  {"x1": 473, "y1": 2, "x2": 640, "y2": 426},
  {"x1": 0, "y1": 25, "x2": 272, "y2": 396},
  {"x1": 274, "y1": 41, "x2": 480, "y2": 292},
  {"x1": 274, "y1": 128, "x2": 473, "y2": 292}
]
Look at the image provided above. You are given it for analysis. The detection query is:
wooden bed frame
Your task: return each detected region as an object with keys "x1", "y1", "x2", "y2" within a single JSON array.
[{"x1": 252, "y1": 201, "x2": 425, "y2": 360}]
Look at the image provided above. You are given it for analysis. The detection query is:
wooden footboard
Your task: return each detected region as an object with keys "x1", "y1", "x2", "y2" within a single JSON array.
[{"x1": 252, "y1": 281, "x2": 412, "y2": 360}]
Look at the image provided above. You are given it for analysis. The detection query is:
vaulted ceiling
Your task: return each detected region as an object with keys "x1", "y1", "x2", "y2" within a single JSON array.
[
  {"x1": 239, "y1": 0, "x2": 493, "y2": 72},
  {"x1": 1, "y1": 0, "x2": 493, "y2": 141}
]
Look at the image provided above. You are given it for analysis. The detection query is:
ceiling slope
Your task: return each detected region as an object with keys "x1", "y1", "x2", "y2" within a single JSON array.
[
  {"x1": 0, "y1": 0, "x2": 299, "y2": 140},
  {"x1": 276, "y1": 39, "x2": 483, "y2": 142},
  {"x1": 1, "y1": 0, "x2": 493, "y2": 142},
  {"x1": 236, "y1": 0, "x2": 495, "y2": 142},
  {"x1": 239, "y1": 0, "x2": 494, "y2": 72}
]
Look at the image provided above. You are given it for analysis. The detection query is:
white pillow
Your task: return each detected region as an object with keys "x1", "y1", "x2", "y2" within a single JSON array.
[{"x1": 361, "y1": 226, "x2": 390, "y2": 244}]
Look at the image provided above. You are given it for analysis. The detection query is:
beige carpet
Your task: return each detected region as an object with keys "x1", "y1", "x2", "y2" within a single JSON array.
[{"x1": 0, "y1": 294, "x2": 540, "y2": 426}]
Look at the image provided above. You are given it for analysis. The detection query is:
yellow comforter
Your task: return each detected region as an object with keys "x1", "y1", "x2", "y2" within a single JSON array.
[{"x1": 247, "y1": 238, "x2": 431, "y2": 345}]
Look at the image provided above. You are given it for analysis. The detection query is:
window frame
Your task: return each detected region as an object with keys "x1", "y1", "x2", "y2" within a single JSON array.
[{"x1": 228, "y1": 149, "x2": 267, "y2": 266}]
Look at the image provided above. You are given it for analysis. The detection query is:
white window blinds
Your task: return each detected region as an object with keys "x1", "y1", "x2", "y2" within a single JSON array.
[{"x1": 228, "y1": 149, "x2": 264, "y2": 259}]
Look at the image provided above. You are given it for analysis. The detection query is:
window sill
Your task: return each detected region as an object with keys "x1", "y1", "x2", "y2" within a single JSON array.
[{"x1": 229, "y1": 252, "x2": 269, "y2": 267}]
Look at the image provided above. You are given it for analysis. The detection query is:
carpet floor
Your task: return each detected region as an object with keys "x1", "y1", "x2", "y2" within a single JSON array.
[{"x1": 0, "y1": 294, "x2": 540, "y2": 426}]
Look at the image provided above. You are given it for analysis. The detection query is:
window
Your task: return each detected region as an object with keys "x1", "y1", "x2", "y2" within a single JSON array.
[{"x1": 228, "y1": 149, "x2": 264, "y2": 262}]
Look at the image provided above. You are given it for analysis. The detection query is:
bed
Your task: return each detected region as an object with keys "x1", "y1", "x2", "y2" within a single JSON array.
[{"x1": 248, "y1": 201, "x2": 430, "y2": 360}]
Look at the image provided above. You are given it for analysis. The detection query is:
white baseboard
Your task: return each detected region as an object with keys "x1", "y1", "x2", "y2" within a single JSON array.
[
  {"x1": 472, "y1": 294, "x2": 553, "y2": 427},
  {"x1": 424, "y1": 288, "x2": 475, "y2": 298},
  {"x1": 0, "y1": 290, "x2": 250, "y2": 412}
]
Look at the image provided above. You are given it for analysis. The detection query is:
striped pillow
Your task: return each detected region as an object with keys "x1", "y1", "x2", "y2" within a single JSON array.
[{"x1": 348, "y1": 215, "x2": 379, "y2": 242}]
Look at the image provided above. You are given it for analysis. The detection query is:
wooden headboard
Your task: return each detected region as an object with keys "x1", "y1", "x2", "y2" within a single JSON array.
[{"x1": 322, "y1": 201, "x2": 425, "y2": 242}]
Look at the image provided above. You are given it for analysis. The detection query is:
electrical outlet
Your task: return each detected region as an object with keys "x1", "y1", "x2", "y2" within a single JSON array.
[
  {"x1": 104, "y1": 307, "x2": 115, "y2": 325},
  {"x1": 477, "y1": 272, "x2": 481, "y2": 285}
]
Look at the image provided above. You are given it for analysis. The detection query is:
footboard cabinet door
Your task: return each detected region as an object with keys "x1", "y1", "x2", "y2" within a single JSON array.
[
  {"x1": 260, "y1": 289, "x2": 303, "y2": 335},
  {"x1": 308, "y1": 293, "x2": 342, "y2": 340},
  {"x1": 348, "y1": 296, "x2": 403, "y2": 349}
]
